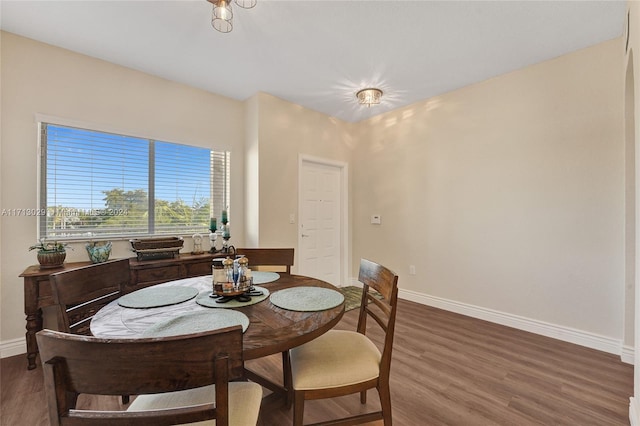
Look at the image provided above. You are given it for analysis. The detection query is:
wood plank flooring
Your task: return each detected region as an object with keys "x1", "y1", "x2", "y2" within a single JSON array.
[{"x1": 1, "y1": 299, "x2": 633, "y2": 425}]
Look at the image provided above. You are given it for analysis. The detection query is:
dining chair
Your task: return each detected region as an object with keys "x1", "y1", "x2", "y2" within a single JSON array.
[
  {"x1": 235, "y1": 248, "x2": 294, "y2": 273},
  {"x1": 49, "y1": 258, "x2": 130, "y2": 336},
  {"x1": 235, "y1": 247, "x2": 295, "y2": 404},
  {"x1": 288, "y1": 258, "x2": 399, "y2": 426},
  {"x1": 36, "y1": 326, "x2": 263, "y2": 426}
]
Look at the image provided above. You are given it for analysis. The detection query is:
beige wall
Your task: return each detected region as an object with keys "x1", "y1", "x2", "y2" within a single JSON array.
[
  {"x1": 626, "y1": 0, "x2": 640, "y2": 417},
  {"x1": 244, "y1": 94, "x2": 260, "y2": 247},
  {"x1": 353, "y1": 39, "x2": 624, "y2": 338},
  {"x1": 0, "y1": 32, "x2": 246, "y2": 344},
  {"x1": 249, "y1": 93, "x2": 354, "y2": 269},
  {"x1": 624, "y1": 30, "x2": 636, "y2": 355},
  {"x1": 0, "y1": 31, "x2": 3, "y2": 345}
]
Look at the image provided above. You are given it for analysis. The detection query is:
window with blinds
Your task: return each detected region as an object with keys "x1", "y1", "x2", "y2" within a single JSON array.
[{"x1": 40, "y1": 123, "x2": 230, "y2": 240}]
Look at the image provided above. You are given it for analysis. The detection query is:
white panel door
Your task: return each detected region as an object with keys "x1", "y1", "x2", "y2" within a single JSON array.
[{"x1": 298, "y1": 160, "x2": 342, "y2": 286}]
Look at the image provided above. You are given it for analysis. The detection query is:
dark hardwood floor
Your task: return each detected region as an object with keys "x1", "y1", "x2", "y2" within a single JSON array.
[{"x1": 1, "y1": 299, "x2": 633, "y2": 425}]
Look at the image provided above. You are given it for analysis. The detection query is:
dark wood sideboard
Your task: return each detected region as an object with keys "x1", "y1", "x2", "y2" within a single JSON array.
[{"x1": 19, "y1": 253, "x2": 226, "y2": 370}]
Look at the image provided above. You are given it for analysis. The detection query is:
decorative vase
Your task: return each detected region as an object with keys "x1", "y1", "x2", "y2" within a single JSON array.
[
  {"x1": 86, "y1": 241, "x2": 112, "y2": 264},
  {"x1": 37, "y1": 250, "x2": 66, "y2": 269}
]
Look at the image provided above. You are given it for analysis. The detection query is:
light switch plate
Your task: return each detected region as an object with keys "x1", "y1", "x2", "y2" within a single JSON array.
[{"x1": 371, "y1": 214, "x2": 381, "y2": 225}]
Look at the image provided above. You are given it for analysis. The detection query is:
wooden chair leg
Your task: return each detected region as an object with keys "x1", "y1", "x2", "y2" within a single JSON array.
[
  {"x1": 378, "y1": 382, "x2": 392, "y2": 426},
  {"x1": 282, "y1": 350, "x2": 293, "y2": 408},
  {"x1": 121, "y1": 395, "x2": 130, "y2": 404},
  {"x1": 293, "y1": 390, "x2": 305, "y2": 426},
  {"x1": 360, "y1": 390, "x2": 367, "y2": 404}
]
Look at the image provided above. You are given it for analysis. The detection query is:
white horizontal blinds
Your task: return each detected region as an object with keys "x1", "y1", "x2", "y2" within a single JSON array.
[
  {"x1": 40, "y1": 123, "x2": 229, "y2": 240},
  {"x1": 154, "y1": 141, "x2": 212, "y2": 234},
  {"x1": 42, "y1": 124, "x2": 149, "y2": 238}
]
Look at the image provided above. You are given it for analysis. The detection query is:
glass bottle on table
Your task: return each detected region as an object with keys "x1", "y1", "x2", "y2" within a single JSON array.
[
  {"x1": 238, "y1": 256, "x2": 249, "y2": 290},
  {"x1": 212, "y1": 259, "x2": 225, "y2": 293},
  {"x1": 222, "y1": 257, "x2": 234, "y2": 293}
]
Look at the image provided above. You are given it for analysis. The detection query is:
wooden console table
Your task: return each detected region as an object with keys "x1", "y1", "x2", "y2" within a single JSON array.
[{"x1": 19, "y1": 252, "x2": 227, "y2": 370}]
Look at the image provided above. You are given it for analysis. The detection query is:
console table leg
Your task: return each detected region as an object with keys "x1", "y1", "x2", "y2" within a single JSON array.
[{"x1": 25, "y1": 310, "x2": 42, "y2": 370}]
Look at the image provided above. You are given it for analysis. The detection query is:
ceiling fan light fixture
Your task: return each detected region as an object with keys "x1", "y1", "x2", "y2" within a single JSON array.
[
  {"x1": 234, "y1": 0, "x2": 257, "y2": 9},
  {"x1": 207, "y1": 0, "x2": 256, "y2": 33},
  {"x1": 356, "y1": 88, "x2": 383, "y2": 107},
  {"x1": 211, "y1": 0, "x2": 233, "y2": 33}
]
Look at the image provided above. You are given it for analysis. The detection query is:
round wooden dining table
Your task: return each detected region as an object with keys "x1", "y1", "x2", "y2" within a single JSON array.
[{"x1": 90, "y1": 273, "x2": 345, "y2": 361}]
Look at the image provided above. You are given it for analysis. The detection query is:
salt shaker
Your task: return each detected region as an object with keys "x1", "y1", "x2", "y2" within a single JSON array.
[{"x1": 238, "y1": 256, "x2": 249, "y2": 289}]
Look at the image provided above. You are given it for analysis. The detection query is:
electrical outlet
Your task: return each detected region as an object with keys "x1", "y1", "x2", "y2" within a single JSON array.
[
  {"x1": 409, "y1": 265, "x2": 416, "y2": 275},
  {"x1": 289, "y1": 213, "x2": 295, "y2": 224},
  {"x1": 371, "y1": 214, "x2": 381, "y2": 225}
]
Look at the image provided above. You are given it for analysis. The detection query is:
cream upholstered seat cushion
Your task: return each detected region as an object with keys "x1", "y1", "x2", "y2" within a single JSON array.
[
  {"x1": 127, "y1": 381, "x2": 262, "y2": 425},
  {"x1": 291, "y1": 330, "x2": 382, "y2": 391}
]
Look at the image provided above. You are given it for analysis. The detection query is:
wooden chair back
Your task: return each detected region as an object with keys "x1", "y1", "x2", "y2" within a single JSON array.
[
  {"x1": 49, "y1": 258, "x2": 130, "y2": 335},
  {"x1": 36, "y1": 326, "x2": 244, "y2": 426},
  {"x1": 356, "y1": 258, "x2": 400, "y2": 381},
  {"x1": 289, "y1": 259, "x2": 400, "y2": 425},
  {"x1": 235, "y1": 248, "x2": 294, "y2": 273}
]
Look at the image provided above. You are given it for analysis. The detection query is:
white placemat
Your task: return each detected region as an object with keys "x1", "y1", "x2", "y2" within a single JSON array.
[
  {"x1": 117, "y1": 286, "x2": 199, "y2": 309},
  {"x1": 142, "y1": 310, "x2": 250, "y2": 337},
  {"x1": 269, "y1": 286, "x2": 345, "y2": 312},
  {"x1": 252, "y1": 271, "x2": 280, "y2": 284},
  {"x1": 196, "y1": 286, "x2": 270, "y2": 308}
]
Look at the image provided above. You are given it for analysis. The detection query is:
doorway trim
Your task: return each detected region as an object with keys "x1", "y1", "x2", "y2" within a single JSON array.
[
  {"x1": 627, "y1": 40, "x2": 639, "y2": 426},
  {"x1": 298, "y1": 154, "x2": 349, "y2": 287}
]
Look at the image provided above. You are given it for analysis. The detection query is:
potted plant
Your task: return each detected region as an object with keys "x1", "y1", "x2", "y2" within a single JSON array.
[{"x1": 29, "y1": 239, "x2": 69, "y2": 269}]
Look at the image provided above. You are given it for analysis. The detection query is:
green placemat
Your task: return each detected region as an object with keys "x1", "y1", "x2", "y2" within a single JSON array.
[
  {"x1": 142, "y1": 310, "x2": 249, "y2": 337},
  {"x1": 269, "y1": 286, "x2": 344, "y2": 312},
  {"x1": 252, "y1": 271, "x2": 280, "y2": 284},
  {"x1": 195, "y1": 286, "x2": 270, "y2": 308},
  {"x1": 118, "y1": 286, "x2": 199, "y2": 309}
]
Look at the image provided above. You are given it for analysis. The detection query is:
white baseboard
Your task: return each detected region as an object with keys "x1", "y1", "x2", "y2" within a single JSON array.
[
  {"x1": 622, "y1": 345, "x2": 635, "y2": 365},
  {"x1": 347, "y1": 278, "x2": 629, "y2": 357},
  {"x1": 631, "y1": 397, "x2": 639, "y2": 426},
  {"x1": 0, "y1": 337, "x2": 26, "y2": 359},
  {"x1": 347, "y1": 278, "x2": 362, "y2": 288},
  {"x1": 398, "y1": 288, "x2": 624, "y2": 356}
]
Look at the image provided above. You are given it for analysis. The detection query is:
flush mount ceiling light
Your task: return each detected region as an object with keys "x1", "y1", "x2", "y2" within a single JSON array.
[
  {"x1": 356, "y1": 88, "x2": 383, "y2": 107},
  {"x1": 206, "y1": 0, "x2": 256, "y2": 34}
]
